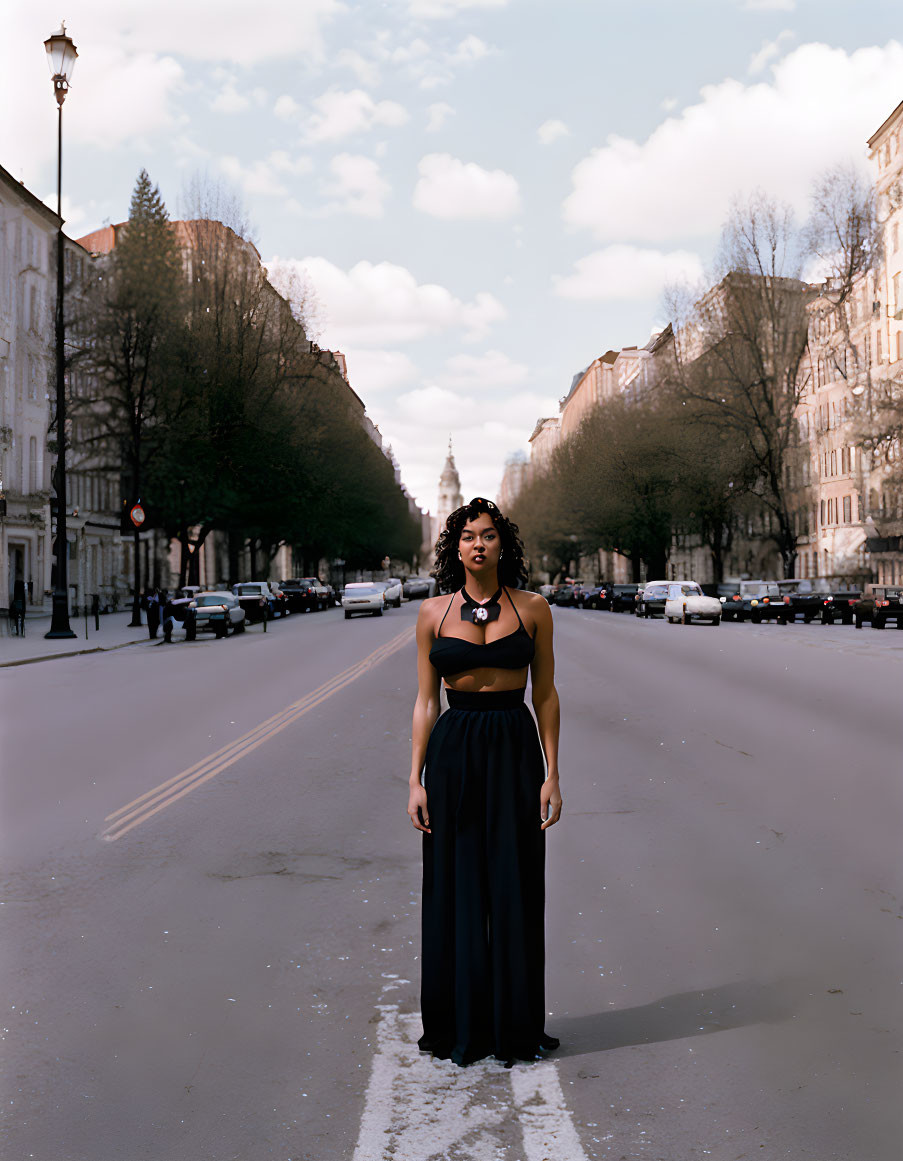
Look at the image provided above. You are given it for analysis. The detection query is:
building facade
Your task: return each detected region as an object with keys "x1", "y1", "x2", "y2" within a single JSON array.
[{"x1": 0, "y1": 164, "x2": 57, "y2": 612}]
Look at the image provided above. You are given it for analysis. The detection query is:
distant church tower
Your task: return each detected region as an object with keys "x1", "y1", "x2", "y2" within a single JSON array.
[
  {"x1": 429, "y1": 438, "x2": 464, "y2": 565},
  {"x1": 437, "y1": 437, "x2": 464, "y2": 527}
]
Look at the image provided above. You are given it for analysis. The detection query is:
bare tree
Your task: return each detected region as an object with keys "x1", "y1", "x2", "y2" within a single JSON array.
[{"x1": 669, "y1": 193, "x2": 814, "y2": 577}]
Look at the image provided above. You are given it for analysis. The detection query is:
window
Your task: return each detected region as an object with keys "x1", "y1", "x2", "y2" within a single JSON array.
[
  {"x1": 820, "y1": 499, "x2": 825, "y2": 526},
  {"x1": 830, "y1": 449, "x2": 837, "y2": 476},
  {"x1": 843, "y1": 495, "x2": 851, "y2": 523},
  {"x1": 28, "y1": 436, "x2": 36, "y2": 493}
]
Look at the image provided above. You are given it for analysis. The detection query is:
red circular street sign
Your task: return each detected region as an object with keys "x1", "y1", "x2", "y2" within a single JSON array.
[{"x1": 129, "y1": 503, "x2": 146, "y2": 528}]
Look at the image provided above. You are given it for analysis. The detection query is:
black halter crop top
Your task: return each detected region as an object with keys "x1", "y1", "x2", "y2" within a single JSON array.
[{"x1": 429, "y1": 587, "x2": 535, "y2": 678}]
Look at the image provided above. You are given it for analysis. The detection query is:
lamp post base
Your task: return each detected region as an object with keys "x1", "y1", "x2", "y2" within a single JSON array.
[{"x1": 45, "y1": 590, "x2": 76, "y2": 638}]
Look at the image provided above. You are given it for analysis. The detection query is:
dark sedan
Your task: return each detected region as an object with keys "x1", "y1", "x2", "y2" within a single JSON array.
[
  {"x1": 610, "y1": 583, "x2": 640, "y2": 612},
  {"x1": 583, "y1": 584, "x2": 612, "y2": 610},
  {"x1": 854, "y1": 585, "x2": 903, "y2": 629},
  {"x1": 635, "y1": 581, "x2": 670, "y2": 618}
]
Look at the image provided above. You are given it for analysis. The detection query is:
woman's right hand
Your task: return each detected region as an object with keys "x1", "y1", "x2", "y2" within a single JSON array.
[{"x1": 407, "y1": 783, "x2": 431, "y2": 834}]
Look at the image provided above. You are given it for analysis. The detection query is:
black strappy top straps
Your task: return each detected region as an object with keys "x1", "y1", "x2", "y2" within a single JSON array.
[
  {"x1": 504, "y1": 586, "x2": 526, "y2": 631},
  {"x1": 437, "y1": 591, "x2": 456, "y2": 634}
]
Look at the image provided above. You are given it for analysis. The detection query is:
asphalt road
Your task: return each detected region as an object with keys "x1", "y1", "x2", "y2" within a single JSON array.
[{"x1": 1, "y1": 603, "x2": 901, "y2": 1161}]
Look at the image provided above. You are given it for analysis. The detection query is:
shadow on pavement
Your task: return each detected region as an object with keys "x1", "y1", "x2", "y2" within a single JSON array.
[{"x1": 551, "y1": 977, "x2": 807, "y2": 1058}]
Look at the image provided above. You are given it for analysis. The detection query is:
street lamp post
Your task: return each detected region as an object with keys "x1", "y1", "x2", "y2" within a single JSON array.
[{"x1": 44, "y1": 22, "x2": 78, "y2": 639}]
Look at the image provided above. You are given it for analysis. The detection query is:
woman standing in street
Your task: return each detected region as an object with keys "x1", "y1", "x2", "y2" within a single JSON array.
[{"x1": 408, "y1": 496, "x2": 562, "y2": 1067}]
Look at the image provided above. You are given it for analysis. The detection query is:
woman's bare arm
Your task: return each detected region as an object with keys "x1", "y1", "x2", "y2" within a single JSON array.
[
  {"x1": 408, "y1": 600, "x2": 442, "y2": 834},
  {"x1": 528, "y1": 595, "x2": 562, "y2": 829}
]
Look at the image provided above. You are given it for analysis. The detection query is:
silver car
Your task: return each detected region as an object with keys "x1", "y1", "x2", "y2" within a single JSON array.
[
  {"x1": 192, "y1": 592, "x2": 247, "y2": 637},
  {"x1": 342, "y1": 583, "x2": 385, "y2": 619}
]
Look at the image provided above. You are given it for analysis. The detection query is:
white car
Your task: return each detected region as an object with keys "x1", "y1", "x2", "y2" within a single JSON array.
[
  {"x1": 664, "y1": 581, "x2": 722, "y2": 625},
  {"x1": 342, "y1": 582, "x2": 385, "y2": 618},
  {"x1": 192, "y1": 591, "x2": 247, "y2": 636},
  {"x1": 373, "y1": 578, "x2": 403, "y2": 608}
]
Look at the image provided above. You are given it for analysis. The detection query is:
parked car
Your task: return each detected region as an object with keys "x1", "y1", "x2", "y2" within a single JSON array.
[
  {"x1": 279, "y1": 578, "x2": 316, "y2": 613},
  {"x1": 233, "y1": 581, "x2": 282, "y2": 622},
  {"x1": 609, "y1": 583, "x2": 640, "y2": 612},
  {"x1": 773, "y1": 579, "x2": 822, "y2": 623},
  {"x1": 635, "y1": 580, "x2": 671, "y2": 618},
  {"x1": 553, "y1": 583, "x2": 583, "y2": 608},
  {"x1": 854, "y1": 585, "x2": 903, "y2": 629},
  {"x1": 664, "y1": 581, "x2": 722, "y2": 625},
  {"x1": 286, "y1": 576, "x2": 331, "y2": 611},
  {"x1": 192, "y1": 592, "x2": 246, "y2": 637},
  {"x1": 819, "y1": 584, "x2": 863, "y2": 625},
  {"x1": 342, "y1": 582, "x2": 385, "y2": 618},
  {"x1": 373, "y1": 578, "x2": 403, "y2": 608},
  {"x1": 403, "y1": 577, "x2": 433, "y2": 600},
  {"x1": 743, "y1": 582, "x2": 785, "y2": 623},
  {"x1": 718, "y1": 580, "x2": 781, "y2": 623},
  {"x1": 584, "y1": 583, "x2": 613, "y2": 611}
]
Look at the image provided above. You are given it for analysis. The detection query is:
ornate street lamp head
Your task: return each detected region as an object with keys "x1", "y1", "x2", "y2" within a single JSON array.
[{"x1": 44, "y1": 22, "x2": 78, "y2": 106}]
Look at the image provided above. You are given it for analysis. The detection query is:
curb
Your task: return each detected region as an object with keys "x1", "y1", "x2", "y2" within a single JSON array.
[{"x1": 0, "y1": 638, "x2": 147, "y2": 669}]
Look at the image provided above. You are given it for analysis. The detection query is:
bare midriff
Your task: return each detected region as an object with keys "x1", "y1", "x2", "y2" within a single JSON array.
[{"x1": 443, "y1": 667, "x2": 529, "y2": 693}]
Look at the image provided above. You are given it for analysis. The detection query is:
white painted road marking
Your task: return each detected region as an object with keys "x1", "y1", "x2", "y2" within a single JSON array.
[{"x1": 352, "y1": 986, "x2": 589, "y2": 1161}]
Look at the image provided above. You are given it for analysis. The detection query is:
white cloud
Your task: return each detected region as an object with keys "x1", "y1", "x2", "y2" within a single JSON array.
[
  {"x1": 274, "y1": 94, "x2": 301, "y2": 120},
  {"x1": 219, "y1": 151, "x2": 312, "y2": 197},
  {"x1": 413, "y1": 154, "x2": 520, "y2": 220},
  {"x1": 538, "y1": 119, "x2": 571, "y2": 145},
  {"x1": 391, "y1": 38, "x2": 433, "y2": 65},
  {"x1": 407, "y1": 0, "x2": 509, "y2": 17},
  {"x1": 748, "y1": 29, "x2": 794, "y2": 74},
  {"x1": 449, "y1": 35, "x2": 493, "y2": 66},
  {"x1": 92, "y1": 0, "x2": 343, "y2": 64},
  {"x1": 210, "y1": 77, "x2": 258, "y2": 113},
  {"x1": 268, "y1": 256, "x2": 506, "y2": 346},
  {"x1": 335, "y1": 48, "x2": 382, "y2": 87},
  {"x1": 321, "y1": 154, "x2": 390, "y2": 217},
  {"x1": 340, "y1": 349, "x2": 421, "y2": 394},
  {"x1": 553, "y1": 245, "x2": 704, "y2": 301},
  {"x1": 563, "y1": 41, "x2": 903, "y2": 245},
  {"x1": 303, "y1": 88, "x2": 409, "y2": 143},
  {"x1": 426, "y1": 102, "x2": 455, "y2": 131},
  {"x1": 437, "y1": 350, "x2": 529, "y2": 389}
]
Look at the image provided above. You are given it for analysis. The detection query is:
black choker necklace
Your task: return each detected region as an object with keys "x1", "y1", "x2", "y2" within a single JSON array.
[{"x1": 461, "y1": 586, "x2": 502, "y2": 625}]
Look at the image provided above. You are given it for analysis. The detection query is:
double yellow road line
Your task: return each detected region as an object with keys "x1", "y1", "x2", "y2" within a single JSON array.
[{"x1": 101, "y1": 624, "x2": 416, "y2": 842}]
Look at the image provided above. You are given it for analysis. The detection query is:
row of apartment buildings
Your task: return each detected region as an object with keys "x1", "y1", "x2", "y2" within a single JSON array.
[
  {"x1": 0, "y1": 163, "x2": 423, "y2": 614},
  {"x1": 502, "y1": 98, "x2": 903, "y2": 587}
]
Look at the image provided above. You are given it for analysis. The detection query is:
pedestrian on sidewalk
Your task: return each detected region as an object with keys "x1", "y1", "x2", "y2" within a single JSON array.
[
  {"x1": 408, "y1": 496, "x2": 562, "y2": 1068},
  {"x1": 146, "y1": 588, "x2": 161, "y2": 639},
  {"x1": 10, "y1": 579, "x2": 26, "y2": 636}
]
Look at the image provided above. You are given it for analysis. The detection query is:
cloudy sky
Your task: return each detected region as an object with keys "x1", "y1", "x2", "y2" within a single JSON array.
[{"x1": 2, "y1": 1, "x2": 901, "y2": 511}]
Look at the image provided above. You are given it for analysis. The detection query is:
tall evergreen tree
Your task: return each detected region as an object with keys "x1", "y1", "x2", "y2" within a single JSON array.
[{"x1": 77, "y1": 169, "x2": 185, "y2": 622}]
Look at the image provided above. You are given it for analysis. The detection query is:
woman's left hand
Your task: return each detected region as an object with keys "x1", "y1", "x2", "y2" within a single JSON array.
[{"x1": 540, "y1": 776, "x2": 562, "y2": 830}]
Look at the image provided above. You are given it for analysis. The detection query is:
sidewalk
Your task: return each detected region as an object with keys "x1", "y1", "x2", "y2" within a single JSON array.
[{"x1": 0, "y1": 610, "x2": 154, "y2": 668}]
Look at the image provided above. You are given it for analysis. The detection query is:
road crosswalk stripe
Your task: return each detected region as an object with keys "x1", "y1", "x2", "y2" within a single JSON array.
[
  {"x1": 352, "y1": 980, "x2": 588, "y2": 1161},
  {"x1": 100, "y1": 625, "x2": 415, "y2": 841}
]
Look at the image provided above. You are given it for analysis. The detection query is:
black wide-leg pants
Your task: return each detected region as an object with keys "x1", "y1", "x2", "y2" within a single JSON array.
[{"x1": 419, "y1": 687, "x2": 552, "y2": 1066}]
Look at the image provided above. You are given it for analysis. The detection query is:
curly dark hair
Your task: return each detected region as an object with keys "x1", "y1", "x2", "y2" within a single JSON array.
[{"x1": 431, "y1": 496, "x2": 529, "y2": 592}]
